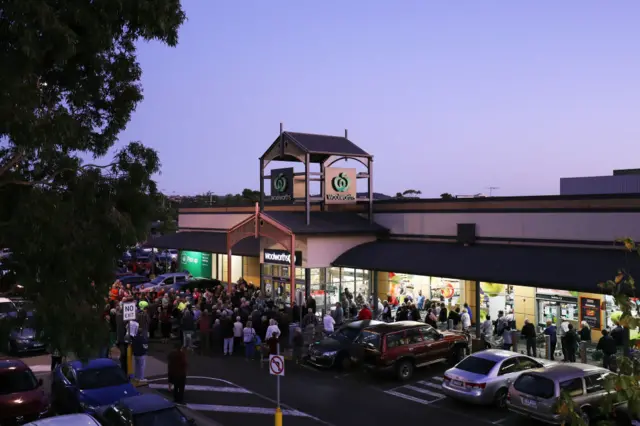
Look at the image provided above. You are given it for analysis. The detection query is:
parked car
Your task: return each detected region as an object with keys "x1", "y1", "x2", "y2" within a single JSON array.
[
  {"x1": 307, "y1": 320, "x2": 384, "y2": 369},
  {"x1": 355, "y1": 321, "x2": 468, "y2": 380},
  {"x1": 0, "y1": 358, "x2": 50, "y2": 424},
  {"x1": 116, "y1": 274, "x2": 148, "y2": 289},
  {"x1": 8, "y1": 316, "x2": 46, "y2": 354},
  {"x1": 507, "y1": 363, "x2": 615, "y2": 425},
  {"x1": 0, "y1": 248, "x2": 12, "y2": 259},
  {"x1": 51, "y1": 358, "x2": 139, "y2": 415},
  {"x1": 180, "y1": 278, "x2": 222, "y2": 293},
  {"x1": 139, "y1": 272, "x2": 190, "y2": 291},
  {"x1": 0, "y1": 296, "x2": 18, "y2": 319},
  {"x1": 94, "y1": 394, "x2": 195, "y2": 425},
  {"x1": 24, "y1": 413, "x2": 101, "y2": 426},
  {"x1": 442, "y1": 349, "x2": 548, "y2": 408}
]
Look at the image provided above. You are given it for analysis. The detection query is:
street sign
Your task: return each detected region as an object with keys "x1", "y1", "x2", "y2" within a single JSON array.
[
  {"x1": 123, "y1": 302, "x2": 136, "y2": 321},
  {"x1": 269, "y1": 355, "x2": 285, "y2": 376}
]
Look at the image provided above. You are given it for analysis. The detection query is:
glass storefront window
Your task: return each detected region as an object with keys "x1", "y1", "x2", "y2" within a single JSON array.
[
  {"x1": 388, "y1": 273, "x2": 430, "y2": 302},
  {"x1": 355, "y1": 269, "x2": 370, "y2": 304},
  {"x1": 535, "y1": 288, "x2": 578, "y2": 328},
  {"x1": 430, "y1": 277, "x2": 462, "y2": 306},
  {"x1": 479, "y1": 283, "x2": 514, "y2": 322}
]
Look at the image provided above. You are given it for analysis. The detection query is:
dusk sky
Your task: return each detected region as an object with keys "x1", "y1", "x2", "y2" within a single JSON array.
[{"x1": 116, "y1": 1, "x2": 640, "y2": 198}]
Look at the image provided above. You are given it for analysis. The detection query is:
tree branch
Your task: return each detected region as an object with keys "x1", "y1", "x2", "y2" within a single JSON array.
[
  {"x1": 0, "y1": 162, "x2": 118, "y2": 188},
  {"x1": 0, "y1": 152, "x2": 24, "y2": 178}
]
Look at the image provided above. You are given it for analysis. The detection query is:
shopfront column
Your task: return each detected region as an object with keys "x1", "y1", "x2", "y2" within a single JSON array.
[
  {"x1": 475, "y1": 280, "x2": 481, "y2": 337},
  {"x1": 304, "y1": 268, "x2": 311, "y2": 300},
  {"x1": 372, "y1": 270, "x2": 379, "y2": 313}
]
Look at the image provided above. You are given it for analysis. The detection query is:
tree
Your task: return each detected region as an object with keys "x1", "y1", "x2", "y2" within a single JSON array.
[
  {"x1": 440, "y1": 193, "x2": 454, "y2": 199},
  {"x1": 556, "y1": 237, "x2": 640, "y2": 425},
  {"x1": 0, "y1": 0, "x2": 186, "y2": 358},
  {"x1": 395, "y1": 189, "x2": 422, "y2": 199}
]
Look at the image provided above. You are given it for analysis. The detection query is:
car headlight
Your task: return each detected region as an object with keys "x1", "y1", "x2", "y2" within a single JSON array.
[
  {"x1": 80, "y1": 402, "x2": 97, "y2": 412},
  {"x1": 323, "y1": 351, "x2": 338, "y2": 357}
]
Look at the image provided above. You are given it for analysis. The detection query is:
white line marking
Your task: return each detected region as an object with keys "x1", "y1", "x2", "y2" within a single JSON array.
[
  {"x1": 404, "y1": 385, "x2": 446, "y2": 399},
  {"x1": 492, "y1": 419, "x2": 507, "y2": 425},
  {"x1": 385, "y1": 390, "x2": 438, "y2": 405},
  {"x1": 29, "y1": 365, "x2": 51, "y2": 373},
  {"x1": 417, "y1": 381, "x2": 445, "y2": 390},
  {"x1": 149, "y1": 384, "x2": 251, "y2": 394},
  {"x1": 187, "y1": 404, "x2": 311, "y2": 417},
  {"x1": 432, "y1": 376, "x2": 444, "y2": 382}
]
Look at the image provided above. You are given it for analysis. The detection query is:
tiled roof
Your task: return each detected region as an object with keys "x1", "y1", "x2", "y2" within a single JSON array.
[{"x1": 265, "y1": 211, "x2": 388, "y2": 235}]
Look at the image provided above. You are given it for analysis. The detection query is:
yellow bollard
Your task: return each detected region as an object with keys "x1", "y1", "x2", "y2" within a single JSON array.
[
  {"x1": 127, "y1": 344, "x2": 134, "y2": 378},
  {"x1": 274, "y1": 406, "x2": 283, "y2": 426}
]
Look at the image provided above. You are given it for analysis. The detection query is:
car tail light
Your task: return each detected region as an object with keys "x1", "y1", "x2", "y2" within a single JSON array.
[
  {"x1": 443, "y1": 375, "x2": 451, "y2": 382},
  {"x1": 507, "y1": 392, "x2": 511, "y2": 402},
  {"x1": 466, "y1": 382, "x2": 486, "y2": 389}
]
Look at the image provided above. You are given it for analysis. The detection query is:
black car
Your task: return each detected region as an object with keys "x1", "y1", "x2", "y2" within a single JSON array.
[
  {"x1": 94, "y1": 393, "x2": 195, "y2": 425},
  {"x1": 117, "y1": 274, "x2": 148, "y2": 288},
  {"x1": 307, "y1": 320, "x2": 383, "y2": 369},
  {"x1": 180, "y1": 278, "x2": 222, "y2": 293}
]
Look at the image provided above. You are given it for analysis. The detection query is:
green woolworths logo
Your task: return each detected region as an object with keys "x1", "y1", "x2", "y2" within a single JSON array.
[
  {"x1": 273, "y1": 173, "x2": 288, "y2": 193},
  {"x1": 332, "y1": 172, "x2": 350, "y2": 192}
]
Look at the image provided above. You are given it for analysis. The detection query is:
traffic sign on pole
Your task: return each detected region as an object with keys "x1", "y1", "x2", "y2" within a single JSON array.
[
  {"x1": 269, "y1": 355, "x2": 285, "y2": 376},
  {"x1": 123, "y1": 302, "x2": 136, "y2": 321}
]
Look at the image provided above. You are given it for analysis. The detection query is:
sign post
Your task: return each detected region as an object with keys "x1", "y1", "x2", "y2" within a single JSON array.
[
  {"x1": 122, "y1": 302, "x2": 136, "y2": 379},
  {"x1": 269, "y1": 345, "x2": 285, "y2": 426}
]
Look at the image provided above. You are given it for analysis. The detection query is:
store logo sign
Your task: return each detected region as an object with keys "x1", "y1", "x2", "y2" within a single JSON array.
[
  {"x1": 182, "y1": 254, "x2": 198, "y2": 265},
  {"x1": 263, "y1": 249, "x2": 302, "y2": 266},
  {"x1": 269, "y1": 167, "x2": 294, "y2": 203},
  {"x1": 325, "y1": 167, "x2": 356, "y2": 204}
]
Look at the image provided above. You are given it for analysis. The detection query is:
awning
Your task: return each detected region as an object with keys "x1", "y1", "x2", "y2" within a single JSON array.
[
  {"x1": 144, "y1": 232, "x2": 260, "y2": 257},
  {"x1": 332, "y1": 240, "x2": 640, "y2": 293}
]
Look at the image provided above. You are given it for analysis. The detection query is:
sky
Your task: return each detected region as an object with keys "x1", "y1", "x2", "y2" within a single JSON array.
[{"x1": 116, "y1": 1, "x2": 640, "y2": 198}]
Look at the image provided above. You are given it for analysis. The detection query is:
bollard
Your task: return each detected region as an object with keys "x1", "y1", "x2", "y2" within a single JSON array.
[
  {"x1": 127, "y1": 344, "x2": 134, "y2": 379},
  {"x1": 579, "y1": 341, "x2": 587, "y2": 364},
  {"x1": 448, "y1": 319, "x2": 453, "y2": 330},
  {"x1": 545, "y1": 334, "x2": 551, "y2": 360},
  {"x1": 275, "y1": 406, "x2": 283, "y2": 426},
  {"x1": 511, "y1": 331, "x2": 518, "y2": 353}
]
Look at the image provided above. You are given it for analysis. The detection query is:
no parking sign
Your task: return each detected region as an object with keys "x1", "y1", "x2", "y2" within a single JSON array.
[{"x1": 269, "y1": 355, "x2": 285, "y2": 377}]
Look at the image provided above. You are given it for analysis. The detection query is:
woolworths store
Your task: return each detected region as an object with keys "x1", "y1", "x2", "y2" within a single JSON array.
[{"x1": 151, "y1": 128, "x2": 640, "y2": 342}]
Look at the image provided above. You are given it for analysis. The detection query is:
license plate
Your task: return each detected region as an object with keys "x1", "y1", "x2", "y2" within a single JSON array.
[
  {"x1": 522, "y1": 398, "x2": 537, "y2": 408},
  {"x1": 310, "y1": 356, "x2": 317, "y2": 361},
  {"x1": 452, "y1": 380, "x2": 463, "y2": 387}
]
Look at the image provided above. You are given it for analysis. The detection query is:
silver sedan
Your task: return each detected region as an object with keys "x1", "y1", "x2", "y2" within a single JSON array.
[{"x1": 441, "y1": 349, "x2": 552, "y2": 408}]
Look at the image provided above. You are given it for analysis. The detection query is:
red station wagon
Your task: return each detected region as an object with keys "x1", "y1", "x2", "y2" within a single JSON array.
[
  {"x1": 0, "y1": 358, "x2": 49, "y2": 424},
  {"x1": 356, "y1": 321, "x2": 468, "y2": 380}
]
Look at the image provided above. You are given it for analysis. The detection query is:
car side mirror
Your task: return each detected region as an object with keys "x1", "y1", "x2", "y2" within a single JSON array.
[{"x1": 37, "y1": 378, "x2": 43, "y2": 387}]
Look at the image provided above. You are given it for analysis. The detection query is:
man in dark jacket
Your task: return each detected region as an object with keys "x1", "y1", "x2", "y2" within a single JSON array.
[
  {"x1": 168, "y1": 344, "x2": 187, "y2": 403},
  {"x1": 521, "y1": 319, "x2": 537, "y2": 357},
  {"x1": 132, "y1": 332, "x2": 148, "y2": 381},
  {"x1": 115, "y1": 307, "x2": 128, "y2": 372},
  {"x1": 564, "y1": 324, "x2": 579, "y2": 362},
  {"x1": 596, "y1": 329, "x2": 617, "y2": 371}
]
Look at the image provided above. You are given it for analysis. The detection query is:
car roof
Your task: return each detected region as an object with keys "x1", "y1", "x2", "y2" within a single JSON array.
[
  {"x1": 118, "y1": 394, "x2": 175, "y2": 414},
  {"x1": 69, "y1": 358, "x2": 118, "y2": 371},
  {"x1": 24, "y1": 413, "x2": 101, "y2": 426},
  {"x1": 363, "y1": 320, "x2": 427, "y2": 334},
  {"x1": 346, "y1": 320, "x2": 384, "y2": 329},
  {"x1": 527, "y1": 363, "x2": 608, "y2": 381},
  {"x1": 470, "y1": 349, "x2": 521, "y2": 362},
  {"x1": 0, "y1": 358, "x2": 28, "y2": 371},
  {"x1": 0, "y1": 297, "x2": 14, "y2": 303}
]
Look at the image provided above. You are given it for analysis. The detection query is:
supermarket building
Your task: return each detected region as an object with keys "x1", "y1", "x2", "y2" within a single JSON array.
[{"x1": 151, "y1": 129, "x2": 640, "y2": 340}]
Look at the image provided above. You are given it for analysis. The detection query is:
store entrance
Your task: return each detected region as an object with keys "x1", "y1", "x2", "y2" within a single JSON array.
[
  {"x1": 262, "y1": 263, "x2": 304, "y2": 308},
  {"x1": 537, "y1": 298, "x2": 579, "y2": 329}
]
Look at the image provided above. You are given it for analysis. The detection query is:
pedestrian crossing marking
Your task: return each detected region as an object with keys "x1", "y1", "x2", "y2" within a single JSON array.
[
  {"x1": 432, "y1": 376, "x2": 444, "y2": 381},
  {"x1": 385, "y1": 390, "x2": 435, "y2": 405},
  {"x1": 187, "y1": 403, "x2": 312, "y2": 417},
  {"x1": 404, "y1": 384, "x2": 445, "y2": 399},
  {"x1": 417, "y1": 380, "x2": 445, "y2": 390},
  {"x1": 29, "y1": 365, "x2": 51, "y2": 373},
  {"x1": 149, "y1": 384, "x2": 252, "y2": 394}
]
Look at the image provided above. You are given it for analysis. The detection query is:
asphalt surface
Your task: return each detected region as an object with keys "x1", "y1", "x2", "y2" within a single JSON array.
[{"x1": 7, "y1": 346, "x2": 545, "y2": 426}]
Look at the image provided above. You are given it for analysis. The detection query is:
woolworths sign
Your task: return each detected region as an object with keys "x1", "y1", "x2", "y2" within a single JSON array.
[{"x1": 263, "y1": 249, "x2": 302, "y2": 266}]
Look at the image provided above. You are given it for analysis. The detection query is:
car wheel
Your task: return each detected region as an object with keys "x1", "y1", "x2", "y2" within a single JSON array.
[
  {"x1": 451, "y1": 346, "x2": 465, "y2": 365},
  {"x1": 336, "y1": 353, "x2": 352, "y2": 370},
  {"x1": 7, "y1": 340, "x2": 16, "y2": 355},
  {"x1": 579, "y1": 407, "x2": 591, "y2": 426},
  {"x1": 494, "y1": 388, "x2": 508, "y2": 409},
  {"x1": 396, "y1": 360, "x2": 414, "y2": 381}
]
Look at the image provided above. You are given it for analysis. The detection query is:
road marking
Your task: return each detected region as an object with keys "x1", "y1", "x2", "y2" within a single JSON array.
[
  {"x1": 432, "y1": 376, "x2": 444, "y2": 382},
  {"x1": 187, "y1": 404, "x2": 311, "y2": 417},
  {"x1": 417, "y1": 380, "x2": 445, "y2": 390},
  {"x1": 404, "y1": 385, "x2": 446, "y2": 399},
  {"x1": 384, "y1": 390, "x2": 437, "y2": 405},
  {"x1": 29, "y1": 365, "x2": 51, "y2": 373},
  {"x1": 492, "y1": 419, "x2": 507, "y2": 425},
  {"x1": 149, "y1": 384, "x2": 251, "y2": 394}
]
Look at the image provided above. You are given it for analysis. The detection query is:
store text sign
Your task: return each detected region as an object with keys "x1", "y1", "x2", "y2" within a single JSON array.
[
  {"x1": 580, "y1": 296, "x2": 602, "y2": 329},
  {"x1": 324, "y1": 167, "x2": 357, "y2": 204},
  {"x1": 269, "y1": 167, "x2": 294, "y2": 204},
  {"x1": 263, "y1": 249, "x2": 302, "y2": 266}
]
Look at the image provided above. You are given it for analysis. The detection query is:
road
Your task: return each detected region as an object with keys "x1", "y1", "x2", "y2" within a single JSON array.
[{"x1": 6, "y1": 347, "x2": 543, "y2": 426}]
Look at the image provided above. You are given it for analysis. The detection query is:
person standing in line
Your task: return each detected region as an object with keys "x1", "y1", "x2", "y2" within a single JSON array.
[
  {"x1": 199, "y1": 309, "x2": 211, "y2": 355},
  {"x1": 543, "y1": 320, "x2": 558, "y2": 360},
  {"x1": 596, "y1": 329, "x2": 617, "y2": 371},
  {"x1": 168, "y1": 344, "x2": 187, "y2": 404},
  {"x1": 521, "y1": 319, "x2": 537, "y2": 357},
  {"x1": 132, "y1": 329, "x2": 148, "y2": 382},
  {"x1": 323, "y1": 310, "x2": 335, "y2": 336},
  {"x1": 564, "y1": 324, "x2": 579, "y2": 362},
  {"x1": 243, "y1": 321, "x2": 256, "y2": 360},
  {"x1": 579, "y1": 321, "x2": 591, "y2": 343},
  {"x1": 481, "y1": 315, "x2": 493, "y2": 349},
  {"x1": 221, "y1": 314, "x2": 234, "y2": 355},
  {"x1": 233, "y1": 316, "x2": 244, "y2": 354},
  {"x1": 181, "y1": 305, "x2": 196, "y2": 349},
  {"x1": 559, "y1": 318, "x2": 570, "y2": 361},
  {"x1": 460, "y1": 308, "x2": 471, "y2": 332},
  {"x1": 502, "y1": 324, "x2": 513, "y2": 350}
]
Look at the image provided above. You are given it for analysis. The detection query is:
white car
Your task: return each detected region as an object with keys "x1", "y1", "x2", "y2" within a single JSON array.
[{"x1": 24, "y1": 414, "x2": 101, "y2": 426}]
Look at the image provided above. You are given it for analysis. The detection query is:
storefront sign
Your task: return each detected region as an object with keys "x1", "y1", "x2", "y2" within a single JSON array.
[
  {"x1": 179, "y1": 250, "x2": 212, "y2": 278},
  {"x1": 536, "y1": 294, "x2": 577, "y2": 303},
  {"x1": 269, "y1": 167, "x2": 294, "y2": 204},
  {"x1": 263, "y1": 249, "x2": 302, "y2": 266},
  {"x1": 580, "y1": 296, "x2": 602, "y2": 329},
  {"x1": 324, "y1": 167, "x2": 357, "y2": 204}
]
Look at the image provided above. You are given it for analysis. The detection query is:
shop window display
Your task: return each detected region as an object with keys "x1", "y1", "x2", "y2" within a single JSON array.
[
  {"x1": 605, "y1": 295, "x2": 640, "y2": 340},
  {"x1": 430, "y1": 277, "x2": 461, "y2": 306},
  {"x1": 535, "y1": 289, "x2": 578, "y2": 329},
  {"x1": 479, "y1": 283, "x2": 514, "y2": 321},
  {"x1": 387, "y1": 273, "x2": 430, "y2": 303}
]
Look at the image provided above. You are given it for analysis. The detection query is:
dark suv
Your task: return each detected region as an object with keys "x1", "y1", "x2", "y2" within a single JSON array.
[{"x1": 356, "y1": 321, "x2": 468, "y2": 380}]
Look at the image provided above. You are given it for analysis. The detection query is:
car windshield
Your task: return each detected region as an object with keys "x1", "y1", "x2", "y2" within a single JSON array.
[
  {"x1": 149, "y1": 276, "x2": 167, "y2": 285},
  {"x1": 514, "y1": 374, "x2": 556, "y2": 399},
  {"x1": 134, "y1": 407, "x2": 189, "y2": 426},
  {"x1": 357, "y1": 331, "x2": 381, "y2": 350},
  {"x1": 455, "y1": 356, "x2": 497, "y2": 375},
  {"x1": 0, "y1": 369, "x2": 38, "y2": 395},
  {"x1": 0, "y1": 302, "x2": 17, "y2": 314},
  {"x1": 77, "y1": 366, "x2": 129, "y2": 390},
  {"x1": 16, "y1": 301, "x2": 34, "y2": 312},
  {"x1": 333, "y1": 327, "x2": 360, "y2": 341}
]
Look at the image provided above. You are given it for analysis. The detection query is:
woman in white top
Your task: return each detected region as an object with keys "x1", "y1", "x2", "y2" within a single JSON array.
[
  {"x1": 461, "y1": 310, "x2": 471, "y2": 331},
  {"x1": 243, "y1": 321, "x2": 257, "y2": 359},
  {"x1": 265, "y1": 319, "x2": 281, "y2": 340},
  {"x1": 323, "y1": 311, "x2": 335, "y2": 335}
]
